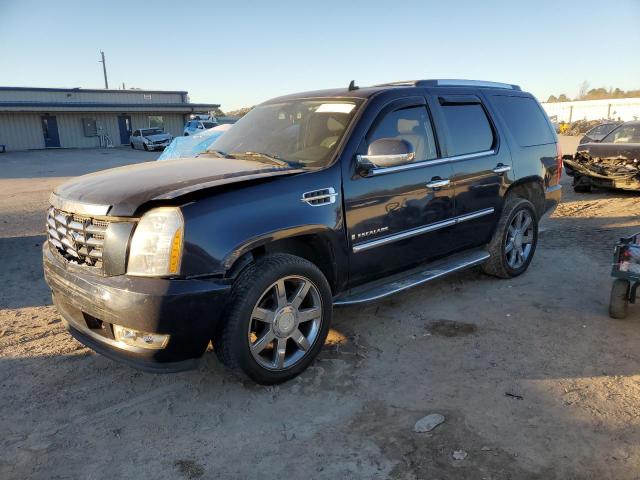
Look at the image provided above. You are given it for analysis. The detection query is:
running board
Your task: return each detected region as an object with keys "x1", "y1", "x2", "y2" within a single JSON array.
[{"x1": 334, "y1": 248, "x2": 490, "y2": 306}]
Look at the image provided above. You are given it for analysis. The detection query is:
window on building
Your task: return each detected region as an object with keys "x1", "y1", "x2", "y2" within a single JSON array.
[
  {"x1": 492, "y1": 96, "x2": 555, "y2": 147},
  {"x1": 367, "y1": 106, "x2": 438, "y2": 162},
  {"x1": 148, "y1": 116, "x2": 164, "y2": 130},
  {"x1": 82, "y1": 118, "x2": 97, "y2": 137},
  {"x1": 439, "y1": 103, "x2": 494, "y2": 156}
]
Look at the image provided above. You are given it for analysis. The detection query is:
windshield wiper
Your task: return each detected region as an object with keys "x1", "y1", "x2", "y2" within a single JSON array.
[
  {"x1": 205, "y1": 149, "x2": 234, "y2": 158},
  {"x1": 231, "y1": 151, "x2": 289, "y2": 167}
]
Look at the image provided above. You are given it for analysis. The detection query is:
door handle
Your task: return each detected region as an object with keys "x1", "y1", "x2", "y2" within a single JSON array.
[
  {"x1": 493, "y1": 164, "x2": 511, "y2": 174},
  {"x1": 426, "y1": 178, "x2": 450, "y2": 189}
]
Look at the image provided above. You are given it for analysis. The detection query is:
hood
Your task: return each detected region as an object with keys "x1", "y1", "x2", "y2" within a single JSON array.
[
  {"x1": 145, "y1": 133, "x2": 171, "y2": 140},
  {"x1": 53, "y1": 155, "x2": 303, "y2": 216},
  {"x1": 578, "y1": 142, "x2": 640, "y2": 161}
]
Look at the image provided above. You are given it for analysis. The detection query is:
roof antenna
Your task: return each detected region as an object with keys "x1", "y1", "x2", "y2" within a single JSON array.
[{"x1": 348, "y1": 80, "x2": 359, "y2": 91}]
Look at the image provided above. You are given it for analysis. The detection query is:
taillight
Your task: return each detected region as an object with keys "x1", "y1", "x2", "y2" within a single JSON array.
[{"x1": 555, "y1": 143, "x2": 563, "y2": 184}]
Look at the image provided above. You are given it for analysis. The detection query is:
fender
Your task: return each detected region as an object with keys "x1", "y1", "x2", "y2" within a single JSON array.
[{"x1": 222, "y1": 224, "x2": 339, "y2": 270}]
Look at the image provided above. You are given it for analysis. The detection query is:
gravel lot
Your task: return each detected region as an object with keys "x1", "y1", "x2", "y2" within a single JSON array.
[{"x1": 3, "y1": 139, "x2": 640, "y2": 479}]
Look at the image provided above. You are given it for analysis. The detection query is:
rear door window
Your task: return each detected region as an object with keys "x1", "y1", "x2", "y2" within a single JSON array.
[
  {"x1": 368, "y1": 106, "x2": 438, "y2": 162},
  {"x1": 439, "y1": 103, "x2": 494, "y2": 156},
  {"x1": 492, "y1": 96, "x2": 555, "y2": 147}
]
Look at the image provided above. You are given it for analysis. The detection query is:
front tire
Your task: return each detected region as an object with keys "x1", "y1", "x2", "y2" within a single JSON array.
[
  {"x1": 130, "y1": 142, "x2": 135, "y2": 149},
  {"x1": 215, "y1": 254, "x2": 332, "y2": 384},
  {"x1": 483, "y1": 198, "x2": 538, "y2": 278},
  {"x1": 609, "y1": 279, "x2": 630, "y2": 319},
  {"x1": 143, "y1": 143, "x2": 149, "y2": 151}
]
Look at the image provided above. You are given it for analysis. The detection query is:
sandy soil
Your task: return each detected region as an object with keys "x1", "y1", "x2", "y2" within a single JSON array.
[{"x1": 3, "y1": 139, "x2": 640, "y2": 479}]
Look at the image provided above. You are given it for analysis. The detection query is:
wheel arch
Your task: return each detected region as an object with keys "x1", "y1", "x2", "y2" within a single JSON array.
[
  {"x1": 223, "y1": 226, "x2": 340, "y2": 293},
  {"x1": 505, "y1": 177, "x2": 545, "y2": 218}
]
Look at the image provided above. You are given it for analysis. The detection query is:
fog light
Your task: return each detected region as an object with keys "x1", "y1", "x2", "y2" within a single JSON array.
[{"x1": 113, "y1": 325, "x2": 170, "y2": 350}]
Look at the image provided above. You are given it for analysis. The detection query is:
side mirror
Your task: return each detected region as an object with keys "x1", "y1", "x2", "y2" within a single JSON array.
[{"x1": 356, "y1": 138, "x2": 415, "y2": 171}]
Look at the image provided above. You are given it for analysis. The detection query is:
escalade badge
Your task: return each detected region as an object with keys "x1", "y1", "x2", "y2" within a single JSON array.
[{"x1": 352, "y1": 226, "x2": 389, "y2": 241}]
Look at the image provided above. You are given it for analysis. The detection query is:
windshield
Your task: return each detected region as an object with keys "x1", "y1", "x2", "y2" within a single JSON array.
[
  {"x1": 142, "y1": 128, "x2": 163, "y2": 136},
  {"x1": 208, "y1": 99, "x2": 363, "y2": 167},
  {"x1": 602, "y1": 124, "x2": 640, "y2": 144}
]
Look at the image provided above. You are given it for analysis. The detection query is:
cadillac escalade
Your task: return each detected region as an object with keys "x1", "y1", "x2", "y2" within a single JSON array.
[{"x1": 43, "y1": 79, "x2": 562, "y2": 384}]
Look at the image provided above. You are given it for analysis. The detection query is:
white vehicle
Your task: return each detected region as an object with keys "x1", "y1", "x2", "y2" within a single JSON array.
[
  {"x1": 130, "y1": 128, "x2": 173, "y2": 151},
  {"x1": 184, "y1": 119, "x2": 218, "y2": 136}
]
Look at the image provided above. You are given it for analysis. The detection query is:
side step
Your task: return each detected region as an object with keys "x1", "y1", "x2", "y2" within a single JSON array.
[{"x1": 333, "y1": 248, "x2": 490, "y2": 306}]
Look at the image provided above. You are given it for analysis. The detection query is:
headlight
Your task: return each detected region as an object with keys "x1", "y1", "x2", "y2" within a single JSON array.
[{"x1": 127, "y1": 207, "x2": 184, "y2": 276}]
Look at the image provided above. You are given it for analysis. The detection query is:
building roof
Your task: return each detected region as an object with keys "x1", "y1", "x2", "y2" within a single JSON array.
[
  {"x1": 0, "y1": 101, "x2": 219, "y2": 113},
  {"x1": 0, "y1": 86, "x2": 189, "y2": 95}
]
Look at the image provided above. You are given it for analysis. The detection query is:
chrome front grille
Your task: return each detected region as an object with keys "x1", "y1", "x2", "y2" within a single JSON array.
[{"x1": 46, "y1": 207, "x2": 108, "y2": 268}]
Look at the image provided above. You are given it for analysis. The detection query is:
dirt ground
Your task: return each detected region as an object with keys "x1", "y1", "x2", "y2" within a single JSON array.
[{"x1": 3, "y1": 138, "x2": 640, "y2": 479}]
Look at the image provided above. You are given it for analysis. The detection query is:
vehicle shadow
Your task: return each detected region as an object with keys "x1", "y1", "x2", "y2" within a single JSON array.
[{"x1": 0, "y1": 235, "x2": 51, "y2": 309}]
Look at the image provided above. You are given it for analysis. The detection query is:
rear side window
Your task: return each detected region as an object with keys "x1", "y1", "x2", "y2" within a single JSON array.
[
  {"x1": 440, "y1": 104, "x2": 494, "y2": 156},
  {"x1": 368, "y1": 106, "x2": 438, "y2": 162},
  {"x1": 492, "y1": 96, "x2": 555, "y2": 147}
]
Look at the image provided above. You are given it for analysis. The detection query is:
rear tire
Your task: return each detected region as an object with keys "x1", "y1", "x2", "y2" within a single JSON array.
[
  {"x1": 609, "y1": 279, "x2": 630, "y2": 319},
  {"x1": 215, "y1": 253, "x2": 332, "y2": 385},
  {"x1": 482, "y1": 198, "x2": 538, "y2": 278}
]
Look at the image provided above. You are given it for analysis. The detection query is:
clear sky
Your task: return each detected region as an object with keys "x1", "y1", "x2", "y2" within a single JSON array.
[{"x1": 1, "y1": 0, "x2": 639, "y2": 110}]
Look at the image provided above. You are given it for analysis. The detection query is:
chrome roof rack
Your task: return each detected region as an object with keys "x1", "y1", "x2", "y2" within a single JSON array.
[{"x1": 373, "y1": 79, "x2": 521, "y2": 91}]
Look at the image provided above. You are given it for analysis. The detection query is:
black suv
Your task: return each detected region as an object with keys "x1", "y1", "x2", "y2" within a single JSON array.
[{"x1": 43, "y1": 79, "x2": 562, "y2": 384}]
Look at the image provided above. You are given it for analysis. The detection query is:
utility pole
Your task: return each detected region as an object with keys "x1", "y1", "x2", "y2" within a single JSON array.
[{"x1": 99, "y1": 50, "x2": 109, "y2": 89}]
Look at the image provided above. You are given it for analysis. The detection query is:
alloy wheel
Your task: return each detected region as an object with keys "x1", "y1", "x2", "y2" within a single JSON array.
[
  {"x1": 505, "y1": 209, "x2": 534, "y2": 269},
  {"x1": 247, "y1": 275, "x2": 323, "y2": 370}
]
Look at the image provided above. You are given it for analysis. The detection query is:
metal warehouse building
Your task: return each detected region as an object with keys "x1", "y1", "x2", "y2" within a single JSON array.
[{"x1": 0, "y1": 86, "x2": 219, "y2": 151}]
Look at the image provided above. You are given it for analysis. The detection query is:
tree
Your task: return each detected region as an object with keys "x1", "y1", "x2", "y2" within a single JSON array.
[
  {"x1": 225, "y1": 106, "x2": 254, "y2": 118},
  {"x1": 546, "y1": 95, "x2": 558, "y2": 103},
  {"x1": 578, "y1": 81, "x2": 590, "y2": 100},
  {"x1": 558, "y1": 94, "x2": 570, "y2": 102}
]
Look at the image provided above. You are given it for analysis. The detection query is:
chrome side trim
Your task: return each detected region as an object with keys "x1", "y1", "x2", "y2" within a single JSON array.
[
  {"x1": 50, "y1": 192, "x2": 110, "y2": 216},
  {"x1": 368, "y1": 150, "x2": 496, "y2": 176},
  {"x1": 357, "y1": 152, "x2": 415, "y2": 169},
  {"x1": 352, "y1": 207, "x2": 495, "y2": 253},
  {"x1": 301, "y1": 187, "x2": 338, "y2": 206}
]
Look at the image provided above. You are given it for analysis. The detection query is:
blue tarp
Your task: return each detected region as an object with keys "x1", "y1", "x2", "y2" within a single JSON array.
[{"x1": 157, "y1": 127, "x2": 227, "y2": 161}]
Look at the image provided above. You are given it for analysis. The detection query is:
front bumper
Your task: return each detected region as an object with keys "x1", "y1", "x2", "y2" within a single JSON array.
[
  {"x1": 564, "y1": 161, "x2": 640, "y2": 191},
  {"x1": 43, "y1": 243, "x2": 231, "y2": 372}
]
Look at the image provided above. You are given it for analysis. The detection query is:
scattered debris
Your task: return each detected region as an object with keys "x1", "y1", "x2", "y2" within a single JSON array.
[
  {"x1": 413, "y1": 413, "x2": 445, "y2": 433},
  {"x1": 452, "y1": 450, "x2": 468, "y2": 461},
  {"x1": 505, "y1": 392, "x2": 524, "y2": 400},
  {"x1": 426, "y1": 320, "x2": 477, "y2": 337}
]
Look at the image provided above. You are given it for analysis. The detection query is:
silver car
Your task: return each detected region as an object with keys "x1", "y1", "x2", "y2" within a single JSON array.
[{"x1": 130, "y1": 128, "x2": 172, "y2": 151}]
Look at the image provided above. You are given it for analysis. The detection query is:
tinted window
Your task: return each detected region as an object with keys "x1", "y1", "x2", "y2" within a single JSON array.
[
  {"x1": 492, "y1": 96, "x2": 554, "y2": 147},
  {"x1": 440, "y1": 103, "x2": 494, "y2": 156},
  {"x1": 368, "y1": 106, "x2": 437, "y2": 162}
]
